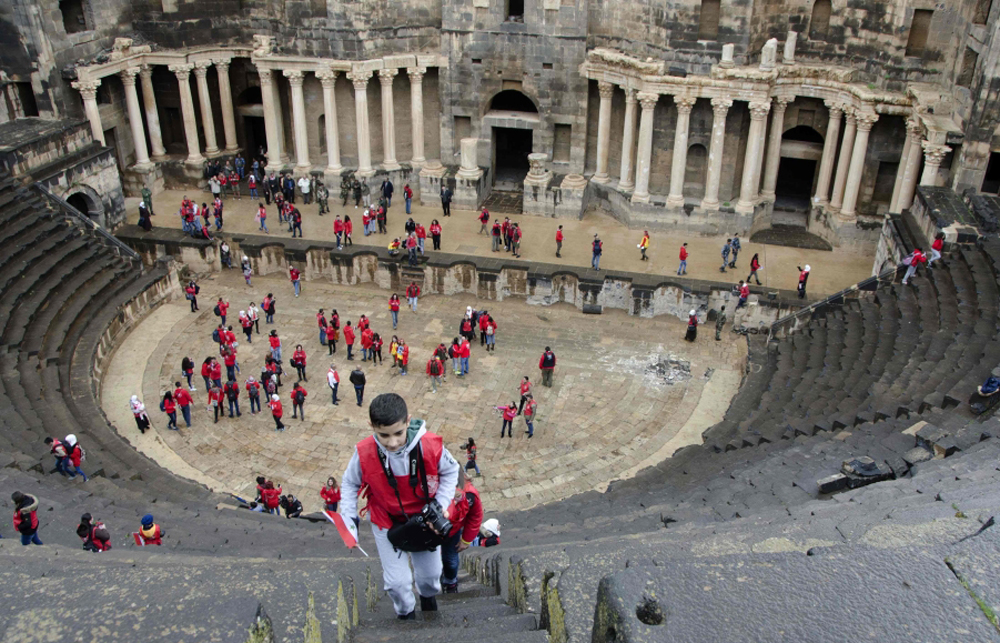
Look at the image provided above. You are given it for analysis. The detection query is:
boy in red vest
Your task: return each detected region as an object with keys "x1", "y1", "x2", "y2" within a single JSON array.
[
  {"x1": 139, "y1": 514, "x2": 164, "y2": 545},
  {"x1": 440, "y1": 467, "x2": 483, "y2": 593},
  {"x1": 340, "y1": 393, "x2": 460, "y2": 620}
]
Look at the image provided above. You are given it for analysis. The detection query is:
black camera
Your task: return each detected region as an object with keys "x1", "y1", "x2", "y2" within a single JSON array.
[{"x1": 420, "y1": 501, "x2": 452, "y2": 536}]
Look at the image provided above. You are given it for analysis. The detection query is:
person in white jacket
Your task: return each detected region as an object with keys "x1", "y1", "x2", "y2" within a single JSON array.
[
  {"x1": 340, "y1": 393, "x2": 459, "y2": 620},
  {"x1": 327, "y1": 363, "x2": 340, "y2": 405}
]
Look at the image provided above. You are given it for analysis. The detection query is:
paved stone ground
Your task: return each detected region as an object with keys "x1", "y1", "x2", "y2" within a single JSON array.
[
  {"x1": 133, "y1": 189, "x2": 876, "y2": 297},
  {"x1": 101, "y1": 270, "x2": 745, "y2": 515}
]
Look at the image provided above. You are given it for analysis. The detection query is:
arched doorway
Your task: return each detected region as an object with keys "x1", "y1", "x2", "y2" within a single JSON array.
[
  {"x1": 775, "y1": 125, "x2": 824, "y2": 215},
  {"x1": 486, "y1": 90, "x2": 538, "y2": 190},
  {"x1": 236, "y1": 86, "x2": 265, "y2": 160},
  {"x1": 65, "y1": 188, "x2": 105, "y2": 225}
]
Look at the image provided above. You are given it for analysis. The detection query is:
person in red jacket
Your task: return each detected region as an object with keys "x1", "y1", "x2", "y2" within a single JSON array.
[
  {"x1": 208, "y1": 383, "x2": 225, "y2": 423},
  {"x1": 224, "y1": 378, "x2": 242, "y2": 418},
  {"x1": 12, "y1": 491, "x2": 42, "y2": 545},
  {"x1": 478, "y1": 311, "x2": 490, "y2": 346},
  {"x1": 64, "y1": 435, "x2": 88, "y2": 480},
  {"x1": 344, "y1": 215, "x2": 353, "y2": 246},
  {"x1": 404, "y1": 184, "x2": 414, "y2": 214},
  {"x1": 929, "y1": 233, "x2": 944, "y2": 267},
  {"x1": 139, "y1": 514, "x2": 164, "y2": 545},
  {"x1": 406, "y1": 281, "x2": 420, "y2": 313},
  {"x1": 495, "y1": 401, "x2": 517, "y2": 438},
  {"x1": 289, "y1": 265, "x2": 301, "y2": 297},
  {"x1": 440, "y1": 467, "x2": 484, "y2": 593},
  {"x1": 415, "y1": 222, "x2": 427, "y2": 255},
  {"x1": 478, "y1": 208, "x2": 490, "y2": 234},
  {"x1": 389, "y1": 294, "x2": 400, "y2": 329},
  {"x1": 422, "y1": 219, "x2": 439, "y2": 253},
  {"x1": 459, "y1": 337, "x2": 470, "y2": 376},
  {"x1": 678, "y1": 242, "x2": 689, "y2": 275},
  {"x1": 326, "y1": 320, "x2": 338, "y2": 355},
  {"x1": 292, "y1": 344, "x2": 307, "y2": 382},
  {"x1": 426, "y1": 355, "x2": 443, "y2": 392},
  {"x1": 161, "y1": 391, "x2": 177, "y2": 430},
  {"x1": 555, "y1": 225, "x2": 563, "y2": 258},
  {"x1": 901, "y1": 248, "x2": 927, "y2": 285},
  {"x1": 184, "y1": 280, "x2": 199, "y2": 312},
  {"x1": 290, "y1": 383, "x2": 308, "y2": 420},
  {"x1": 261, "y1": 481, "x2": 282, "y2": 514},
  {"x1": 518, "y1": 376, "x2": 532, "y2": 414},
  {"x1": 215, "y1": 297, "x2": 230, "y2": 325},
  {"x1": 77, "y1": 513, "x2": 111, "y2": 552},
  {"x1": 222, "y1": 346, "x2": 238, "y2": 381},
  {"x1": 344, "y1": 322, "x2": 356, "y2": 361},
  {"x1": 321, "y1": 476, "x2": 341, "y2": 511},
  {"x1": 358, "y1": 314, "x2": 370, "y2": 333},
  {"x1": 269, "y1": 330, "x2": 283, "y2": 363},
  {"x1": 334, "y1": 215, "x2": 345, "y2": 249},
  {"x1": 173, "y1": 382, "x2": 193, "y2": 427},
  {"x1": 361, "y1": 327, "x2": 374, "y2": 362},
  {"x1": 539, "y1": 347, "x2": 556, "y2": 387},
  {"x1": 268, "y1": 394, "x2": 285, "y2": 432}
]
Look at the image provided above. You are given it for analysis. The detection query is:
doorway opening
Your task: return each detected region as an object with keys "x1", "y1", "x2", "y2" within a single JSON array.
[
  {"x1": 492, "y1": 127, "x2": 532, "y2": 190},
  {"x1": 774, "y1": 158, "x2": 816, "y2": 212},
  {"x1": 244, "y1": 116, "x2": 266, "y2": 160}
]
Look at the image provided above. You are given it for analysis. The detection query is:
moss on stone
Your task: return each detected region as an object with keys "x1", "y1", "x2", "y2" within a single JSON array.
[{"x1": 303, "y1": 592, "x2": 322, "y2": 643}]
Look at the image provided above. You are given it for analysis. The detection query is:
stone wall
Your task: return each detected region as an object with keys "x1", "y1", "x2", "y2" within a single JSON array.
[{"x1": 116, "y1": 226, "x2": 808, "y2": 327}]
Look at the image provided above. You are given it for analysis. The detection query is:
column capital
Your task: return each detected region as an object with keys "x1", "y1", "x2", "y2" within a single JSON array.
[
  {"x1": 824, "y1": 100, "x2": 844, "y2": 119},
  {"x1": 120, "y1": 66, "x2": 140, "y2": 86},
  {"x1": 637, "y1": 92, "x2": 659, "y2": 110},
  {"x1": 378, "y1": 68, "x2": 398, "y2": 84},
  {"x1": 854, "y1": 112, "x2": 879, "y2": 132},
  {"x1": 71, "y1": 79, "x2": 101, "y2": 100},
  {"x1": 674, "y1": 96, "x2": 696, "y2": 114},
  {"x1": 748, "y1": 101, "x2": 771, "y2": 120},
  {"x1": 773, "y1": 96, "x2": 793, "y2": 112},
  {"x1": 214, "y1": 59, "x2": 231, "y2": 73},
  {"x1": 710, "y1": 97, "x2": 733, "y2": 114},
  {"x1": 597, "y1": 81, "x2": 615, "y2": 100},
  {"x1": 407, "y1": 67, "x2": 426, "y2": 82},
  {"x1": 906, "y1": 117, "x2": 923, "y2": 139},
  {"x1": 258, "y1": 67, "x2": 274, "y2": 87},
  {"x1": 347, "y1": 71, "x2": 371, "y2": 90},
  {"x1": 193, "y1": 60, "x2": 212, "y2": 78},
  {"x1": 139, "y1": 64, "x2": 155, "y2": 80},
  {"x1": 624, "y1": 87, "x2": 637, "y2": 104},
  {"x1": 316, "y1": 68, "x2": 339, "y2": 87},
  {"x1": 283, "y1": 69, "x2": 305, "y2": 86},
  {"x1": 921, "y1": 141, "x2": 950, "y2": 164},
  {"x1": 169, "y1": 63, "x2": 194, "y2": 81},
  {"x1": 843, "y1": 107, "x2": 857, "y2": 124}
]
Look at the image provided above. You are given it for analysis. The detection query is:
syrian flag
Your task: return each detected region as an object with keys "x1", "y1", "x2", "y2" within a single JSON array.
[
  {"x1": 132, "y1": 532, "x2": 146, "y2": 547},
  {"x1": 324, "y1": 511, "x2": 369, "y2": 557}
]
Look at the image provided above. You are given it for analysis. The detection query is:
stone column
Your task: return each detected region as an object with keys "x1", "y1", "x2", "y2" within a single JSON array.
[
  {"x1": 814, "y1": 101, "x2": 843, "y2": 205},
  {"x1": 408, "y1": 67, "x2": 426, "y2": 166},
  {"x1": 829, "y1": 109, "x2": 856, "y2": 211},
  {"x1": 378, "y1": 68, "x2": 400, "y2": 171},
  {"x1": 316, "y1": 69, "x2": 342, "y2": 173},
  {"x1": 667, "y1": 96, "x2": 696, "y2": 207},
  {"x1": 840, "y1": 112, "x2": 878, "y2": 218},
  {"x1": 119, "y1": 67, "x2": 150, "y2": 166},
  {"x1": 193, "y1": 61, "x2": 219, "y2": 155},
  {"x1": 736, "y1": 101, "x2": 771, "y2": 213},
  {"x1": 631, "y1": 92, "x2": 659, "y2": 204},
  {"x1": 895, "y1": 119, "x2": 924, "y2": 212},
  {"x1": 71, "y1": 80, "x2": 105, "y2": 146},
  {"x1": 349, "y1": 71, "x2": 374, "y2": 175},
  {"x1": 760, "y1": 97, "x2": 792, "y2": 200},
  {"x1": 889, "y1": 127, "x2": 913, "y2": 212},
  {"x1": 257, "y1": 69, "x2": 282, "y2": 167},
  {"x1": 283, "y1": 70, "x2": 311, "y2": 171},
  {"x1": 593, "y1": 81, "x2": 615, "y2": 184},
  {"x1": 138, "y1": 65, "x2": 165, "y2": 159},
  {"x1": 215, "y1": 59, "x2": 239, "y2": 152},
  {"x1": 617, "y1": 88, "x2": 638, "y2": 191},
  {"x1": 920, "y1": 142, "x2": 950, "y2": 187},
  {"x1": 702, "y1": 97, "x2": 732, "y2": 210},
  {"x1": 168, "y1": 64, "x2": 204, "y2": 164}
]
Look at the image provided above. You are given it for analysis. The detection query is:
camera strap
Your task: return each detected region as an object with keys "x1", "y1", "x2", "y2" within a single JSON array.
[{"x1": 375, "y1": 440, "x2": 431, "y2": 520}]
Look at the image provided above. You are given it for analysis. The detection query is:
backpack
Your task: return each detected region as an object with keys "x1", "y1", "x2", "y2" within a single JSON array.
[
  {"x1": 212, "y1": 329, "x2": 221, "y2": 343},
  {"x1": 213, "y1": 304, "x2": 221, "y2": 317},
  {"x1": 294, "y1": 389, "x2": 305, "y2": 404}
]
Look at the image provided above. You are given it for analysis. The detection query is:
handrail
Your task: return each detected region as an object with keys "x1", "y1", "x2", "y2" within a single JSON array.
[
  {"x1": 33, "y1": 183, "x2": 140, "y2": 262},
  {"x1": 767, "y1": 265, "x2": 899, "y2": 341}
]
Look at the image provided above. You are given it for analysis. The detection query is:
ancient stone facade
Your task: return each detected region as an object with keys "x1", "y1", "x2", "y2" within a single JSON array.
[{"x1": 1, "y1": 0, "x2": 997, "y2": 242}]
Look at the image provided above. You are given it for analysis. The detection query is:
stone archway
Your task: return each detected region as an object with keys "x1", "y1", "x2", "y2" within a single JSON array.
[
  {"x1": 775, "y1": 125, "x2": 824, "y2": 215},
  {"x1": 64, "y1": 186, "x2": 106, "y2": 225},
  {"x1": 483, "y1": 89, "x2": 541, "y2": 192},
  {"x1": 236, "y1": 86, "x2": 265, "y2": 159}
]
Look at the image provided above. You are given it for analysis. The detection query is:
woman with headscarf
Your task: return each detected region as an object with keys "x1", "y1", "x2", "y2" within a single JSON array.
[
  {"x1": 685, "y1": 310, "x2": 698, "y2": 342},
  {"x1": 242, "y1": 255, "x2": 252, "y2": 285},
  {"x1": 130, "y1": 395, "x2": 150, "y2": 434}
]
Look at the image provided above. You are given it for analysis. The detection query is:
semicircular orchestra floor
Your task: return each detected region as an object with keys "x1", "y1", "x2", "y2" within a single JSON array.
[{"x1": 102, "y1": 271, "x2": 746, "y2": 514}]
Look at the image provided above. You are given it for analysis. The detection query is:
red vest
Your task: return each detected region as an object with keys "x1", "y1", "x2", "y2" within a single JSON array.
[
  {"x1": 358, "y1": 433, "x2": 442, "y2": 529},
  {"x1": 140, "y1": 524, "x2": 162, "y2": 545}
]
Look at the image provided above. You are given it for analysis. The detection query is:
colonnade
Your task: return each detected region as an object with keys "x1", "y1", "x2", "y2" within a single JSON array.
[
  {"x1": 72, "y1": 54, "x2": 432, "y2": 177},
  {"x1": 588, "y1": 80, "x2": 942, "y2": 217}
]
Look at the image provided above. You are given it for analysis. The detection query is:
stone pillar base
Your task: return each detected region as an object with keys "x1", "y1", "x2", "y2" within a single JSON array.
[
  {"x1": 523, "y1": 176, "x2": 553, "y2": 217},
  {"x1": 631, "y1": 193, "x2": 650, "y2": 205},
  {"x1": 454, "y1": 172, "x2": 486, "y2": 211},
  {"x1": 554, "y1": 174, "x2": 587, "y2": 219},
  {"x1": 734, "y1": 201, "x2": 755, "y2": 215},
  {"x1": 419, "y1": 161, "x2": 447, "y2": 207},
  {"x1": 666, "y1": 195, "x2": 685, "y2": 208}
]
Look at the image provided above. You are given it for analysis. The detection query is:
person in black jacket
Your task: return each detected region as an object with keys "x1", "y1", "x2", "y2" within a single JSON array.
[
  {"x1": 349, "y1": 366, "x2": 366, "y2": 407},
  {"x1": 280, "y1": 494, "x2": 303, "y2": 518}
]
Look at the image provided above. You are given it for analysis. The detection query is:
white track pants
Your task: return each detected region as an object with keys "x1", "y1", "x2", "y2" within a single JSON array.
[{"x1": 372, "y1": 523, "x2": 442, "y2": 616}]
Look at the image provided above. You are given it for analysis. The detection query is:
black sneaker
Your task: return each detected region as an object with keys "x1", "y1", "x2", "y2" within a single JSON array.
[
  {"x1": 443, "y1": 583, "x2": 459, "y2": 594},
  {"x1": 397, "y1": 611, "x2": 416, "y2": 621},
  {"x1": 420, "y1": 596, "x2": 438, "y2": 612}
]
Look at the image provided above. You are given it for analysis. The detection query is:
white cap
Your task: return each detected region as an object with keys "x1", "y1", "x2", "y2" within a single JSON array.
[
  {"x1": 690, "y1": 310, "x2": 696, "y2": 316},
  {"x1": 482, "y1": 518, "x2": 500, "y2": 536},
  {"x1": 65, "y1": 434, "x2": 77, "y2": 446},
  {"x1": 271, "y1": 394, "x2": 280, "y2": 401},
  {"x1": 804, "y1": 264, "x2": 811, "y2": 272}
]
